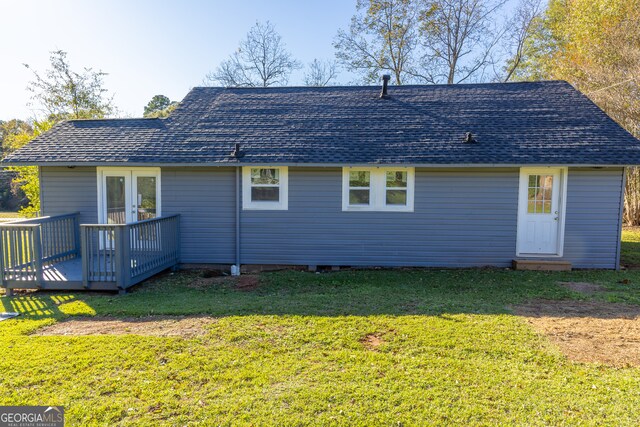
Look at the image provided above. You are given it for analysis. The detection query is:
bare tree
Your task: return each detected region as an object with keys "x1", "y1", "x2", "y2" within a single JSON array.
[
  {"x1": 204, "y1": 21, "x2": 301, "y2": 87},
  {"x1": 417, "y1": 0, "x2": 507, "y2": 84},
  {"x1": 304, "y1": 59, "x2": 339, "y2": 86},
  {"x1": 334, "y1": 0, "x2": 422, "y2": 85},
  {"x1": 500, "y1": 0, "x2": 544, "y2": 82}
]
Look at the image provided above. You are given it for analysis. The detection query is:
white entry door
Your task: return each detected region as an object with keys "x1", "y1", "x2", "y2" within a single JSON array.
[
  {"x1": 99, "y1": 168, "x2": 160, "y2": 225},
  {"x1": 517, "y1": 168, "x2": 566, "y2": 256}
]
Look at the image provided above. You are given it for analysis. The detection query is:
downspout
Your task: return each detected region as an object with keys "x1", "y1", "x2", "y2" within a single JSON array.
[
  {"x1": 233, "y1": 166, "x2": 241, "y2": 275},
  {"x1": 615, "y1": 167, "x2": 627, "y2": 271}
]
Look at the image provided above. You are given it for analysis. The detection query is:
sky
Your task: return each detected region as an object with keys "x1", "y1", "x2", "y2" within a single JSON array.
[{"x1": 0, "y1": 0, "x2": 356, "y2": 120}]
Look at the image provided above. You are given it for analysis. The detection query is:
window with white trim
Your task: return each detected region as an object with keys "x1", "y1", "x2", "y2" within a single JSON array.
[
  {"x1": 342, "y1": 167, "x2": 414, "y2": 211},
  {"x1": 242, "y1": 166, "x2": 288, "y2": 210}
]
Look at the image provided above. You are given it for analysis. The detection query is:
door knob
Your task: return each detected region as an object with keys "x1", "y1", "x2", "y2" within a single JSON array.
[{"x1": 554, "y1": 217, "x2": 558, "y2": 221}]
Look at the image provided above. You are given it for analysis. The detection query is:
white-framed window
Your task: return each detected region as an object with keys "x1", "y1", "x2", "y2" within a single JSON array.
[
  {"x1": 342, "y1": 167, "x2": 414, "y2": 212},
  {"x1": 242, "y1": 166, "x2": 288, "y2": 210}
]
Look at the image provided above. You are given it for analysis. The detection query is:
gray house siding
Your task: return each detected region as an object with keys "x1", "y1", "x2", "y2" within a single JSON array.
[
  {"x1": 563, "y1": 168, "x2": 624, "y2": 269},
  {"x1": 40, "y1": 167, "x2": 98, "y2": 224},
  {"x1": 39, "y1": 166, "x2": 623, "y2": 269},
  {"x1": 241, "y1": 168, "x2": 520, "y2": 267},
  {"x1": 161, "y1": 167, "x2": 236, "y2": 264}
]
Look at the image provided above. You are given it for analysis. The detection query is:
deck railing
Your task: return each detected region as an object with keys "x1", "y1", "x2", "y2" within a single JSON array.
[
  {"x1": 0, "y1": 213, "x2": 80, "y2": 285},
  {"x1": 81, "y1": 215, "x2": 180, "y2": 289}
]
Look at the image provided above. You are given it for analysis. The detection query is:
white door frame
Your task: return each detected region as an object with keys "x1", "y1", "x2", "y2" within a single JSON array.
[
  {"x1": 516, "y1": 167, "x2": 568, "y2": 257},
  {"x1": 97, "y1": 167, "x2": 161, "y2": 224}
]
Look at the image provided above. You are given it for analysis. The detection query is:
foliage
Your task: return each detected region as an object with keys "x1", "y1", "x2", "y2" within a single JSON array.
[
  {"x1": 500, "y1": 0, "x2": 544, "y2": 82},
  {"x1": 514, "y1": 0, "x2": 640, "y2": 223},
  {"x1": 143, "y1": 95, "x2": 178, "y2": 118},
  {"x1": 24, "y1": 50, "x2": 114, "y2": 120},
  {"x1": 9, "y1": 50, "x2": 115, "y2": 216},
  {"x1": 0, "y1": 119, "x2": 32, "y2": 157},
  {"x1": 6, "y1": 121, "x2": 54, "y2": 217},
  {"x1": 303, "y1": 59, "x2": 339, "y2": 86},
  {"x1": 2, "y1": 266, "x2": 640, "y2": 424},
  {"x1": 204, "y1": 21, "x2": 301, "y2": 87}
]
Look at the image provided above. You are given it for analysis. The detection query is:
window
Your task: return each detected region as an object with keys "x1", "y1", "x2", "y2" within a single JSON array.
[
  {"x1": 242, "y1": 166, "x2": 288, "y2": 210},
  {"x1": 527, "y1": 174, "x2": 553, "y2": 214},
  {"x1": 342, "y1": 167, "x2": 414, "y2": 211}
]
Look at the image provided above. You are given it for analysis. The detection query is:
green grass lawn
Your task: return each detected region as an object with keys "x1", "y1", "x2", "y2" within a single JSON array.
[{"x1": 1, "y1": 238, "x2": 640, "y2": 425}]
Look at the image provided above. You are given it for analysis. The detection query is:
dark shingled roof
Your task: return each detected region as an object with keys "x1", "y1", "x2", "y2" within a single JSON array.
[{"x1": 5, "y1": 80, "x2": 640, "y2": 166}]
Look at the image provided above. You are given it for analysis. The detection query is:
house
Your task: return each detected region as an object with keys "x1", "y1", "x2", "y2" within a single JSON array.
[{"x1": 2, "y1": 79, "x2": 640, "y2": 293}]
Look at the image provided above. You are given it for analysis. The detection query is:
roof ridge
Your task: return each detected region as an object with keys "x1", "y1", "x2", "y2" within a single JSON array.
[
  {"x1": 190, "y1": 80, "x2": 570, "y2": 90},
  {"x1": 62, "y1": 117, "x2": 162, "y2": 123}
]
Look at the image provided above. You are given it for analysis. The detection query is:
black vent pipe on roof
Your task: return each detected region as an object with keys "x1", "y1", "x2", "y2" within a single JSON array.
[
  {"x1": 230, "y1": 143, "x2": 244, "y2": 158},
  {"x1": 380, "y1": 75, "x2": 391, "y2": 98}
]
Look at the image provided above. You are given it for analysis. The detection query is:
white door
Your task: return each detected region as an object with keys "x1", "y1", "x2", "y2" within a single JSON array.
[
  {"x1": 99, "y1": 168, "x2": 160, "y2": 225},
  {"x1": 517, "y1": 168, "x2": 566, "y2": 256}
]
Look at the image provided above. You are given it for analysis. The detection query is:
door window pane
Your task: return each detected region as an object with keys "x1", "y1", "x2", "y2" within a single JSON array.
[
  {"x1": 106, "y1": 176, "x2": 126, "y2": 224},
  {"x1": 136, "y1": 176, "x2": 157, "y2": 221},
  {"x1": 527, "y1": 174, "x2": 553, "y2": 214}
]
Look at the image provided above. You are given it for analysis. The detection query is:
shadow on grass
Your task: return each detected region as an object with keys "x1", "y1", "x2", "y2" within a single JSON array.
[
  {"x1": 3, "y1": 268, "x2": 640, "y2": 320},
  {"x1": 77, "y1": 269, "x2": 640, "y2": 318}
]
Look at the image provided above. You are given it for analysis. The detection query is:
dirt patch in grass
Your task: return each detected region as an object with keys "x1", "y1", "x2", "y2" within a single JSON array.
[
  {"x1": 185, "y1": 276, "x2": 230, "y2": 290},
  {"x1": 513, "y1": 300, "x2": 640, "y2": 367},
  {"x1": 361, "y1": 333, "x2": 385, "y2": 350},
  {"x1": 558, "y1": 282, "x2": 605, "y2": 294},
  {"x1": 235, "y1": 275, "x2": 260, "y2": 291},
  {"x1": 35, "y1": 316, "x2": 217, "y2": 337}
]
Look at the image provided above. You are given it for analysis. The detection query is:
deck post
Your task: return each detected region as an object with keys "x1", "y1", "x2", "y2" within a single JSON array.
[
  {"x1": 73, "y1": 213, "x2": 81, "y2": 257},
  {"x1": 0, "y1": 230, "x2": 5, "y2": 290},
  {"x1": 32, "y1": 225, "x2": 44, "y2": 288},
  {"x1": 175, "y1": 215, "x2": 181, "y2": 269},
  {"x1": 80, "y1": 226, "x2": 89, "y2": 288},
  {"x1": 114, "y1": 226, "x2": 132, "y2": 289}
]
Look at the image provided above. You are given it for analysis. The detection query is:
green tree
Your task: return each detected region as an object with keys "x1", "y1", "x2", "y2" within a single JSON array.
[
  {"x1": 1, "y1": 119, "x2": 32, "y2": 157},
  {"x1": 143, "y1": 95, "x2": 178, "y2": 118},
  {"x1": 24, "y1": 50, "x2": 114, "y2": 120},
  {"x1": 514, "y1": 0, "x2": 640, "y2": 223},
  {"x1": 6, "y1": 121, "x2": 54, "y2": 217},
  {"x1": 11, "y1": 50, "x2": 116, "y2": 216}
]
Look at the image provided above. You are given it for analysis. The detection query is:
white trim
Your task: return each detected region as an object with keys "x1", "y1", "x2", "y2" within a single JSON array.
[
  {"x1": 96, "y1": 167, "x2": 161, "y2": 224},
  {"x1": 342, "y1": 167, "x2": 415, "y2": 212},
  {"x1": 242, "y1": 166, "x2": 288, "y2": 210},
  {"x1": 516, "y1": 167, "x2": 567, "y2": 257}
]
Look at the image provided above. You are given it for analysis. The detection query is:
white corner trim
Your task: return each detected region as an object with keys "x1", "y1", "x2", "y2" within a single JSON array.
[
  {"x1": 516, "y1": 167, "x2": 568, "y2": 257},
  {"x1": 341, "y1": 167, "x2": 415, "y2": 212},
  {"x1": 242, "y1": 166, "x2": 289, "y2": 210}
]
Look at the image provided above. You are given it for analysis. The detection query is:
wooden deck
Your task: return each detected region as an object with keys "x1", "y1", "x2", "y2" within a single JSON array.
[{"x1": 0, "y1": 213, "x2": 180, "y2": 293}]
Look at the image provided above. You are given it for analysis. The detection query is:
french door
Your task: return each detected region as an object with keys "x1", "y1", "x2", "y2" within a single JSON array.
[{"x1": 98, "y1": 168, "x2": 161, "y2": 225}]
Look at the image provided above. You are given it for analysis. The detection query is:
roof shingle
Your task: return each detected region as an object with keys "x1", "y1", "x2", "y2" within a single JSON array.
[{"x1": 5, "y1": 81, "x2": 640, "y2": 166}]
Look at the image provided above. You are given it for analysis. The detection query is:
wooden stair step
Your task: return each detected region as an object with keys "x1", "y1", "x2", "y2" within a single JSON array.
[{"x1": 512, "y1": 259, "x2": 572, "y2": 271}]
